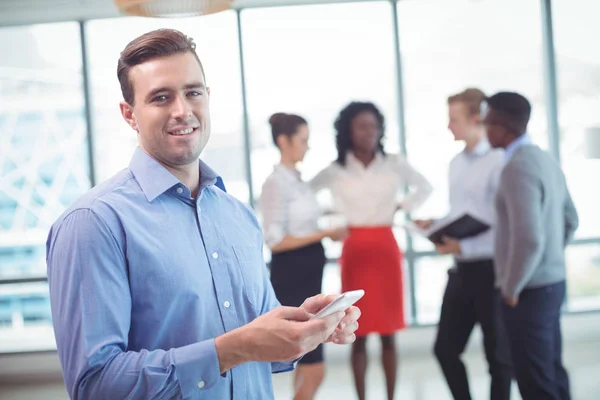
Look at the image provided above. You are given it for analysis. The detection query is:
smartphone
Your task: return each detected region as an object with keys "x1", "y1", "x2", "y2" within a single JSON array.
[{"x1": 310, "y1": 290, "x2": 365, "y2": 320}]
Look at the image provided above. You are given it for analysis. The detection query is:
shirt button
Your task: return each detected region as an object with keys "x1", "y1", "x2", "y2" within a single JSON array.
[
  {"x1": 212, "y1": 252, "x2": 219, "y2": 259},
  {"x1": 176, "y1": 187, "x2": 184, "y2": 194},
  {"x1": 224, "y1": 301, "x2": 231, "y2": 308},
  {"x1": 197, "y1": 380, "x2": 205, "y2": 389}
]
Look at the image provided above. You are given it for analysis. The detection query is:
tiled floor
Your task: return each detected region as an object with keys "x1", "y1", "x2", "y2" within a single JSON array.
[{"x1": 1, "y1": 316, "x2": 599, "y2": 399}]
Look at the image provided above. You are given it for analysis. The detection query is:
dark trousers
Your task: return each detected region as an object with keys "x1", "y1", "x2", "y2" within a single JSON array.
[
  {"x1": 502, "y1": 281, "x2": 570, "y2": 400},
  {"x1": 434, "y1": 259, "x2": 513, "y2": 400}
]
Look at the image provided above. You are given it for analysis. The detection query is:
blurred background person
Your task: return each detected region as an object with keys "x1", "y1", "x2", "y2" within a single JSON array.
[
  {"x1": 485, "y1": 92, "x2": 579, "y2": 400},
  {"x1": 415, "y1": 88, "x2": 512, "y2": 400},
  {"x1": 310, "y1": 101, "x2": 433, "y2": 400},
  {"x1": 260, "y1": 112, "x2": 347, "y2": 400}
]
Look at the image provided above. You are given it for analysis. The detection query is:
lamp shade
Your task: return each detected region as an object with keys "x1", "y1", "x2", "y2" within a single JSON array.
[
  {"x1": 584, "y1": 127, "x2": 600, "y2": 159},
  {"x1": 114, "y1": 0, "x2": 234, "y2": 17}
]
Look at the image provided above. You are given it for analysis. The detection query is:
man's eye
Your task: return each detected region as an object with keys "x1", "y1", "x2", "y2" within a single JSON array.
[
  {"x1": 152, "y1": 95, "x2": 168, "y2": 102},
  {"x1": 188, "y1": 91, "x2": 202, "y2": 97}
]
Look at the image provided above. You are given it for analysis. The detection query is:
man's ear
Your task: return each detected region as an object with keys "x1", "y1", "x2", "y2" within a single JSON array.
[{"x1": 119, "y1": 101, "x2": 138, "y2": 131}]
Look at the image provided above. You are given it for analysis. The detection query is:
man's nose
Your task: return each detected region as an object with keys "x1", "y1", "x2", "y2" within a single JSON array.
[{"x1": 171, "y1": 95, "x2": 192, "y2": 119}]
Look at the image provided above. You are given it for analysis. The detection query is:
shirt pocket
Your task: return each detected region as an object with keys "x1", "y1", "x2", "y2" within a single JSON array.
[{"x1": 232, "y1": 245, "x2": 264, "y2": 310}]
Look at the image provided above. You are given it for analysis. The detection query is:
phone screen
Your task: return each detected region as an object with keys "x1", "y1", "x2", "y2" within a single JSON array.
[{"x1": 310, "y1": 290, "x2": 364, "y2": 320}]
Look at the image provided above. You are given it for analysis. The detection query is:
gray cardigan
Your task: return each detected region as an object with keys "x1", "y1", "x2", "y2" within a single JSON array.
[{"x1": 494, "y1": 145, "x2": 579, "y2": 299}]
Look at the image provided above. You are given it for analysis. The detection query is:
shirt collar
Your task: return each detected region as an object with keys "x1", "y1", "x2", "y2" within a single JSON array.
[
  {"x1": 465, "y1": 137, "x2": 491, "y2": 157},
  {"x1": 346, "y1": 151, "x2": 384, "y2": 168},
  {"x1": 129, "y1": 147, "x2": 225, "y2": 202},
  {"x1": 505, "y1": 134, "x2": 532, "y2": 161}
]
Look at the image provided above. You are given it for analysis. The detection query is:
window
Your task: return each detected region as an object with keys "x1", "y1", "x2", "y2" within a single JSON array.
[
  {"x1": 413, "y1": 255, "x2": 453, "y2": 324},
  {"x1": 397, "y1": 0, "x2": 548, "y2": 253},
  {"x1": 0, "y1": 22, "x2": 89, "y2": 352},
  {"x1": 552, "y1": 0, "x2": 600, "y2": 241},
  {"x1": 85, "y1": 12, "x2": 248, "y2": 202},
  {"x1": 565, "y1": 243, "x2": 600, "y2": 311},
  {"x1": 241, "y1": 1, "x2": 400, "y2": 261},
  {"x1": 553, "y1": 0, "x2": 600, "y2": 311}
]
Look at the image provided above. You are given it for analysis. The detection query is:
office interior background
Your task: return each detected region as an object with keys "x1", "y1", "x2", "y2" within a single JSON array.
[{"x1": 0, "y1": 0, "x2": 599, "y2": 398}]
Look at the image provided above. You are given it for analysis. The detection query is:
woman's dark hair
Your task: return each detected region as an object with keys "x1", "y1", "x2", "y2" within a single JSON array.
[
  {"x1": 334, "y1": 101, "x2": 386, "y2": 166},
  {"x1": 268, "y1": 113, "x2": 307, "y2": 146}
]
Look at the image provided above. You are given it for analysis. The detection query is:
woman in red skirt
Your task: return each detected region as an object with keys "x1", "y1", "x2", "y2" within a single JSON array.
[{"x1": 310, "y1": 102, "x2": 433, "y2": 400}]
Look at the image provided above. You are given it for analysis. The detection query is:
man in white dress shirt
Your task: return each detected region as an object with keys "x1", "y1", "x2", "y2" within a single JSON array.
[{"x1": 416, "y1": 89, "x2": 513, "y2": 400}]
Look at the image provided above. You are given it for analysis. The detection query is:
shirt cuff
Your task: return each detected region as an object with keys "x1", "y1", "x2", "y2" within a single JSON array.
[
  {"x1": 458, "y1": 237, "x2": 475, "y2": 257},
  {"x1": 173, "y1": 339, "x2": 222, "y2": 398},
  {"x1": 502, "y1": 282, "x2": 522, "y2": 301}
]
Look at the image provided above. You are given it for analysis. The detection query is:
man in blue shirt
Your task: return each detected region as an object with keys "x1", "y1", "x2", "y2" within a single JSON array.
[
  {"x1": 46, "y1": 28, "x2": 360, "y2": 400},
  {"x1": 415, "y1": 89, "x2": 512, "y2": 400}
]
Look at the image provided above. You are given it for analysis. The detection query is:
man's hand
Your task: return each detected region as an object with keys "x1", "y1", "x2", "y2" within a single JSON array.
[
  {"x1": 215, "y1": 304, "x2": 345, "y2": 373},
  {"x1": 414, "y1": 219, "x2": 433, "y2": 230},
  {"x1": 435, "y1": 236, "x2": 461, "y2": 255},
  {"x1": 300, "y1": 294, "x2": 361, "y2": 345},
  {"x1": 504, "y1": 296, "x2": 519, "y2": 308}
]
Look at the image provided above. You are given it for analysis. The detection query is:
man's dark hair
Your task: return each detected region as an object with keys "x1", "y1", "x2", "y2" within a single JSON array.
[
  {"x1": 117, "y1": 29, "x2": 205, "y2": 105},
  {"x1": 485, "y1": 92, "x2": 532, "y2": 136}
]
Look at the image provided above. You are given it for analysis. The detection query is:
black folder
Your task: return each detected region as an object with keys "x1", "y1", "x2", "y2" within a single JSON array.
[{"x1": 427, "y1": 214, "x2": 490, "y2": 244}]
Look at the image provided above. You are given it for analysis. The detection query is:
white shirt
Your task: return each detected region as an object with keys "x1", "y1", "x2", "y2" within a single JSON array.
[
  {"x1": 445, "y1": 138, "x2": 505, "y2": 261},
  {"x1": 260, "y1": 164, "x2": 321, "y2": 248},
  {"x1": 310, "y1": 152, "x2": 433, "y2": 226}
]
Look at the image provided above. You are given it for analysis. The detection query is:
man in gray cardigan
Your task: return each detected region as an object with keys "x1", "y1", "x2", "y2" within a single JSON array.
[{"x1": 484, "y1": 92, "x2": 579, "y2": 400}]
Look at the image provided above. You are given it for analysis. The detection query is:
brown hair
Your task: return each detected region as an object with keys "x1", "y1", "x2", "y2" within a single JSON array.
[
  {"x1": 447, "y1": 88, "x2": 487, "y2": 116},
  {"x1": 268, "y1": 113, "x2": 307, "y2": 146},
  {"x1": 117, "y1": 28, "x2": 205, "y2": 105}
]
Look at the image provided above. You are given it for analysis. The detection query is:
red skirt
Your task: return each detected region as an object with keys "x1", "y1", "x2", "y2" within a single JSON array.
[{"x1": 340, "y1": 226, "x2": 406, "y2": 336}]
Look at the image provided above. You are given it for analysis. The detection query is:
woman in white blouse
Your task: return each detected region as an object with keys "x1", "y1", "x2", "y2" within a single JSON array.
[
  {"x1": 260, "y1": 113, "x2": 347, "y2": 400},
  {"x1": 310, "y1": 102, "x2": 433, "y2": 400}
]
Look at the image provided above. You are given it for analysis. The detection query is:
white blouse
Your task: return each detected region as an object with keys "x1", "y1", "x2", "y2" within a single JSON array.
[
  {"x1": 259, "y1": 164, "x2": 321, "y2": 248},
  {"x1": 310, "y1": 152, "x2": 433, "y2": 227}
]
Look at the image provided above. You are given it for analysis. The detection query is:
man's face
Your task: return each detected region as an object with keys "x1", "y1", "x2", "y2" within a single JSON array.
[
  {"x1": 120, "y1": 52, "x2": 210, "y2": 170},
  {"x1": 483, "y1": 108, "x2": 509, "y2": 149},
  {"x1": 350, "y1": 111, "x2": 381, "y2": 153},
  {"x1": 448, "y1": 101, "x2": 479, "y2": 142}
]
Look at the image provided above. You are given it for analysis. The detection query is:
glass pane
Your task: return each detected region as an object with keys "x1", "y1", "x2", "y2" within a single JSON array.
[
  {"x1": 413, "y1": 255, "x2": 453, "y2": 325},
  {"x1": 553, "y1": 0, "x2": 600, "y2": 240},
  {"x1": 397, "y1": 0, "x2": 547, "y2": 251},
  {"x1": 241, "y1": 1, "x2": 398, "y2": 196},
  {"x1": 0, "y1": 22, "x2": 89, "y2": 352},
  {"x1": 86, "y1": 12, "x2": 248, "y2": 202},
  {"x1": 565, "y1": 243, "x2": 600, "y2": 312},
  {"x1": 0, "y1": 282, "x2": 56, "y2": 353},
  {"x1": 241, "y1": 1, "x2": 398, "y2": 260}
]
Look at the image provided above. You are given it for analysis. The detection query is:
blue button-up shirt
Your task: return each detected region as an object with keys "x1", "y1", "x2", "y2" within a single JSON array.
[{"x1": 46, "y1": 148, "x2": 293, "y2": 400}]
